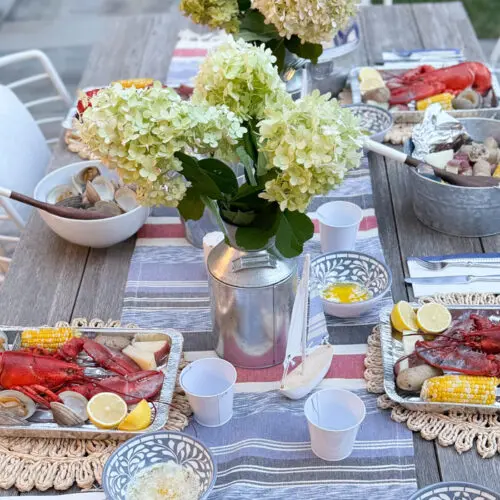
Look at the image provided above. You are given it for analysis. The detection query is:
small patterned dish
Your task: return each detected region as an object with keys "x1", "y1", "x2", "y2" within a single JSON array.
[
  {"x1": 311, "y1": 251, "x2": 392, "y2": 318},
  {"x1": 345, "y1": 103, "x2": 393, "y2": 142},
  {"x1": 103, "y1": 431, "x2": 216, "y2": 500},
  {"x1": 409, "y1": 481, "x2": 499, "y2": 500}
]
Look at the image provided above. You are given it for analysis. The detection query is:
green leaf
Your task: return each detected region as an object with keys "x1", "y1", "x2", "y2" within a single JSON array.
[
  {"x1": 242, "y1": 126, "x2": 258, "y2": 163},
  {"x1": 228, "y1": 182, "x2": 268, "y2": 211},
  {"x1": 275, "y1": 210, "x2": 314, "y2": 258},
  {"x1": 220, "y1": 208, "x2": 257, "y2": 226},
  {"x1": 284, "y1": 36, "x2": 323, "y2": 64},
  {"x1": 177, "y1": 187, "x2": 204, "y2": 221},
  {"x1": 256, "y1": 151, "x2": 268, "y2": 177},
  {"x1": 198, "y1": 158, "x2": 238, "y2": 196},
  {"x1": 267, "y1": 38, "x2": 286, "y2": 73},
  {"x1": 238, "y1": 29, "x2": 277, "y2": 43},
  {"x1": 175, "y1": 152, "x2": 223, "y2": 200},
  {"x1": 239, "y1": 9, "x2": 279, "y2": 38},
  {"x1": 235, "y1": 205, "x2": 281, "y2": 250},
  {"x1": 238, "y1": 0, "x2": 251, "y2": 11}
]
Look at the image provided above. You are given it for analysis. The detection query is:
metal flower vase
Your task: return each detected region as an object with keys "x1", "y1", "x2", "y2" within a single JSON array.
[{"x1": 207, "y1": 223, "x2": 297, "y2": 369}]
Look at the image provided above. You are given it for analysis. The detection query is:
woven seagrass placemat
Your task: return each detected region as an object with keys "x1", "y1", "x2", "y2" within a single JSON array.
[
  {"x1": 364, "y1": 293, "x2": 500, "y2": 459},
  {"x1": 0, "y1": 318, "x2": 192, "y2": 492}
]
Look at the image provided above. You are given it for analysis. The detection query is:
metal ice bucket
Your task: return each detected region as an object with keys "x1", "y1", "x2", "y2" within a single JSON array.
[
  {"x1": 207, "y1": 238, "x2": 297, "y2": 369},
  {"x1": 408, "y1": 118, "x2": 500, "y2": 237}
]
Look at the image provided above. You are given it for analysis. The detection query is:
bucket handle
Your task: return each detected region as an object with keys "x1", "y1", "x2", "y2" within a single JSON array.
[{"x1": 232, "y1": 254, "x2": 277, "y2": 272}]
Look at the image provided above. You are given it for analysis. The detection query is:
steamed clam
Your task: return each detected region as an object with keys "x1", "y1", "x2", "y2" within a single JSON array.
[
  {"x1": 51, "y1": 391, "x2": 88, "y2": 426},
  {"x1": 0, "y1": 330, "x2": 8, "y2": 352},
  {"x1": 49, "y1": 165, "x2": 140, "y2": 218},
  {"x1": 0, "y1": 390, "x2": 36, "y2": 420}
]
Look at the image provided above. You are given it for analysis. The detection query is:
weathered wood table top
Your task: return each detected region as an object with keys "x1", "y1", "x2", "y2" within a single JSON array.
[{"x1": 0, "y1": 1, "x2": 498, "y2": 495}]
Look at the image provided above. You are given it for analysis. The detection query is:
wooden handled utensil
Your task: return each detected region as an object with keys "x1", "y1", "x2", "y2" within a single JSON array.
[
  {"x1": 0, "y1": 186, "x2": 113, "y2": 220},
  {"x1": 364, "y1": 138, "x2": 500, "y2": 188}
]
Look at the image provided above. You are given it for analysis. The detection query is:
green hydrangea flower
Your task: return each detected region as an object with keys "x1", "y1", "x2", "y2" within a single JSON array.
[
  {"x1": 78, "y1": 82, "x2": 245, "y2": 206},
  {"x1": 252, "y1": 0, "x2": 359, "y2": 45},
  {"x1": 193, "y1": 37, "x2": 289, "y2": 121},
  {"x1": 180, "y1": 0, "x2": 240, "y2": 33},
  {"x1": 258, "y1": 90, "x2": 362, "y2": 212}
]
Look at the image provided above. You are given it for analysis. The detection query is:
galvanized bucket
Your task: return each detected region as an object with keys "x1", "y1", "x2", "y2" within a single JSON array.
[{"x1": 409, "y1": 118, "x2": 500, "y2": 237}]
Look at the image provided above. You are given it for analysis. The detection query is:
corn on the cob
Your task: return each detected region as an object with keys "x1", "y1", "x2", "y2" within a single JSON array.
[
  {"x1": 21, "y1": 327, "x2": 80, "y2": 350},
  {"x1": 420, "y1": 375, "x2": 498, "y2": 405},
  {"x1": 416, "y1": 93, "x2": 454, "y2": 111},
  {"x1": 493, "y1": 164, "x2": 500, "y2": 178}
]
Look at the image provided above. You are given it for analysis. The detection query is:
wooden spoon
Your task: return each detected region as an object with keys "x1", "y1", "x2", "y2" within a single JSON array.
[
  {"x1": 0, "y1": 187, "x2": 113, "y2": 220},
  {"x1": 364, "y1": 138, "x2": 500, "y2": 188}
]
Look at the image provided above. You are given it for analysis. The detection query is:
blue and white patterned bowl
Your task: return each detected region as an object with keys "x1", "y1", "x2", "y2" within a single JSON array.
[
  {"x1": 103, "y1": 431, "x2": 216, "y2": 500},
  {"x1": 311, "y1": 251, "x2": 392, "y2": 318},
  {"x1": 409, "y1": 481, "x2": 500, "y2": 500},
  {"x1": 345, "y1": 103, "x2": 393, "y2": 143}
]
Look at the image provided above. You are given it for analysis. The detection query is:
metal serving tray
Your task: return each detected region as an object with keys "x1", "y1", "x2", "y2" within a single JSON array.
[
  {"x1": 379, "y1": 305, "x2": 500, "y2": 413},
  {"x1": 0, "y1": 326, "x2": 183, "y2": 439},
  {"x1": 350, "y1": 62, "x2": 500, "y2": 123}
]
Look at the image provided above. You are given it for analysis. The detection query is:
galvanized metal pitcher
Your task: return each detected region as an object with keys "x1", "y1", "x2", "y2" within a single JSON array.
[{"x1": 207, "y1": 225, "x2": 297, "y2": 369}]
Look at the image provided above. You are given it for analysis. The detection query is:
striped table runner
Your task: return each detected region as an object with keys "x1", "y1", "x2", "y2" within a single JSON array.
[{"x1": 120, "y1": 31, "x2": 418, "y2": 499}]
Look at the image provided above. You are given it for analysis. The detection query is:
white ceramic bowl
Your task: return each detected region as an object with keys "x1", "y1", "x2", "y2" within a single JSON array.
[
  {"x1": 34, "y1": 160, "x2": 149, "y2": 248},
  {"x1": 311, "y1": 251, "x2": 392, "y2": 318}
]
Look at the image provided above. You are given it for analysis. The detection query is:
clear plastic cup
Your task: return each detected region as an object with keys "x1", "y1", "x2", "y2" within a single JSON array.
[
  {"x1": 317, "y1": 201, "x2": 363, "y2": 253},
  {"x1": 304, "y1": 388, "x2": 366, "y2": 461},
  {"x1": 180, "y1": 357, "x2": 237, "y2": 427}
]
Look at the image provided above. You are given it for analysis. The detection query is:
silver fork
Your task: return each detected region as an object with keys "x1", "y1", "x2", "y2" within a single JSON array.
[{"x1": 412, "y1": 257, "x2": 500, "y2": 271}]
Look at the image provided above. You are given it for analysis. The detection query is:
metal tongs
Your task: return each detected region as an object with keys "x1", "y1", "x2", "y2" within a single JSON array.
[{"x1": 364, "y1": 138, "x2": 500, "y2": 188}]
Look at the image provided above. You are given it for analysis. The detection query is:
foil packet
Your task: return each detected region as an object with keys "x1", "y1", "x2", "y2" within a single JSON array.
[{"x1": 412, "y1": 103, "x2": 465, "y2": 160}]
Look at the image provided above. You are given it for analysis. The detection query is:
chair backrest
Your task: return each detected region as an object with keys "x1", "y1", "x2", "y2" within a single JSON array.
[
  {"x1": 0, "y1": 49, "x2": 71, "y2": 146},
  {"x1": 491, "y1": 39, "x2": 500, "y2": 68}
]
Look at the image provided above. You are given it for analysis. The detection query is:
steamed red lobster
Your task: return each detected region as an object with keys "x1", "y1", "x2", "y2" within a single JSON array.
[
  {"x1": 0, "y1": 338, "x2": 164, "y2": 408},
  {"x1": 388, "y1": 62, "x2": 492, "y2": 105},
  {"x1": 414, "y1": 314, "x2": 500, "y2": 376}
]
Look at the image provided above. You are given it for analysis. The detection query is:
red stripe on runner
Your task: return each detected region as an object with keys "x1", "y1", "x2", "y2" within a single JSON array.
[
  {"x1": 137, "y1": 224, "x2": 185, "y2": 238},
  {"x1": 173, "y1": 48, "x2": 208, "y2": 57},
  {"x1": 234, "y1": 354, "x2": 365, "y2": 383}
]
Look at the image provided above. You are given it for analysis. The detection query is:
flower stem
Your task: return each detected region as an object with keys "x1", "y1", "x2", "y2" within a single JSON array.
[{"x1": 201, "y1": 195, "x2": 228, "y2": 239}]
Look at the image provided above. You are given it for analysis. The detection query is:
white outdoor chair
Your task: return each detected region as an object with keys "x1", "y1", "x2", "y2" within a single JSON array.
[
  {"x1": 491, "y1": 39, "x2": 500, "y2": 70},
  {"x1": 0, "y1": 50, "x2": 71, "y2": 280}
]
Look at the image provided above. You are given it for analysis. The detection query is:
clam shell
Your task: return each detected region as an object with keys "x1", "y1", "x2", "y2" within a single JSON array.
[
  {"x1": 0, "y1": 390, "x2": 36, "y2": 419},
  {"x1": 50, "y1": 402, "x2": 87, "y2": 426},
  {"x1": 0, "y1": 330, "x2": 8, "y2": 352},
  {"x1": 72, "y1": 166, "x2": 101, "y2": 194},
  {"x1": 89, "y1": 200, "x2": 123, "y2": 217},
  {"x1": 55, "y1": 194, "x2": 85, "y2": 209},
  {"x1": 0, "y1": 411, "x2": 29, "y2": 426},
  {"x1": 58, "y1": 391, "x2": 88, "y2": 420},
  {"x1": 85, "y1": 176, "x2": 115, "y2": 204},
  {"x1": 47, "y1": 184, "x2": 79, "y2": 205},
  {"x1": 115, "y1": 186, "x2": 139, "y2": 212}
]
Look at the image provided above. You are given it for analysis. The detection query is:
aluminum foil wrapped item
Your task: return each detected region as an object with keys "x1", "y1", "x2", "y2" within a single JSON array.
[{"x1": 412, "y1": 103, "x2": 465, "y2": 160}]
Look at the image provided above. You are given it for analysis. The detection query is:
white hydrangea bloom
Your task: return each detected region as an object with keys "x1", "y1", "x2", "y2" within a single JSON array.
[{"x1": 252, "y1": 0, "x2": 359, "y2": 45}]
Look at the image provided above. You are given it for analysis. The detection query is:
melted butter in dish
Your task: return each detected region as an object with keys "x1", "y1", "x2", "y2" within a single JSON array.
[{"x1": 321, "y1": 282, "x2": 372, "y2": 303}]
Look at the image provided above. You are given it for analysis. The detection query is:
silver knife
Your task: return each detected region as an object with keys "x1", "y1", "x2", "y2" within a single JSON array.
[{"x1": 405, "y1": 275, "x2": 500, "y2": 285}]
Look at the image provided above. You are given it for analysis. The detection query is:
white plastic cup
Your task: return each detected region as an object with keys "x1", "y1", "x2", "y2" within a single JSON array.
[
  {"x1": 180, "y1": 357, "x2": 237, "y2": 427},
  {"x1": 317, "y1": 201, "x2": 363, "y2": 253},
  {"x1": 304, "y1": 388, "x2": 366, "y2": 461}
]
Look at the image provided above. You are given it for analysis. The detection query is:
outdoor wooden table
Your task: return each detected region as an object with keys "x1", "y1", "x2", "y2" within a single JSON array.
[{"x1": 0, "y1": 2, "x2": 499, "y2": 496}]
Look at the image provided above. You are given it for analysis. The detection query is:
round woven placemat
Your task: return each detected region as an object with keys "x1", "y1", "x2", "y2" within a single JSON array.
[
  {"x1": 0, "y1": 318, "x2": 192, "y2": 492},
  {"x1": 364, "y1": 293, "x2": 500, "y2": 459}
]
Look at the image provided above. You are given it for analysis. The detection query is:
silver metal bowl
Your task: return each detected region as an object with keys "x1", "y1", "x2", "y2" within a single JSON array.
[
  {"x1": 103, "y1": 431, "x2": 216, "y2": 500},
  {"x1": 311, "y1": 251, "x2": 392, "y2": 318},
  {"x1": 346, "y1": 104, "x2": 393, "y2": 143},
  {"x1": 409, "y1": 117, "x2": 500, "y2": 237}
]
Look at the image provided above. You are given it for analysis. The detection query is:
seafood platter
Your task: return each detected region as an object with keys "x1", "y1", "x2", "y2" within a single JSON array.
[
  {"x1": 380, "y1": 301, "x2": 500, "y2": 412},
  {"x1": 0, "y1": 325, "x2": 183, "y2": 439},
  {"x1": 350, "y1": 61, "x2": 500, "y2": 123}
]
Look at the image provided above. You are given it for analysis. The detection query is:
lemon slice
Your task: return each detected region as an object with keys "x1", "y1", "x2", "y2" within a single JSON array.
[
  {"x1": 391, "y1": 301, "x2": 418, "y2": 332},
  {"x1": 87, "y1": 393, "x2": 127, "y2": 429},
  {"x1": 118, "y1": 400, "x2": 152, "y2": 431},
  {"x1": 416, "y1": 303, "x2": 452, "y2": 334},
  {"x1": 359, "y1": 67, "x2": 382, "y2": 81}
]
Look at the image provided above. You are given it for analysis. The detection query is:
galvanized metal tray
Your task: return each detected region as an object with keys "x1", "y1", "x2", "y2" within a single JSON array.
[
  {"x1": 0, "y1": 326, "x2": 183, "y2": 439},
  {"x1": 379, "y1": 304, "x2": 500, "y2": 413},
  {"x1": 350, "y1": 62, "x2": 500, "y2": 124}
]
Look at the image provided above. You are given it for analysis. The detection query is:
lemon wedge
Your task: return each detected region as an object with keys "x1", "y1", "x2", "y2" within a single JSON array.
[
  {"x1": 416, "y1": 303, "x2": 452, "y2": 334},
  {"x1": 391, "y1": 301, "x2": 418, "y2": 332},
  {"x1": 118, "y1": 400, "x2": 152, "y2": 431},
  {"x1": 87, "y1": 393, "x2": 128, "y2": 429}
]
